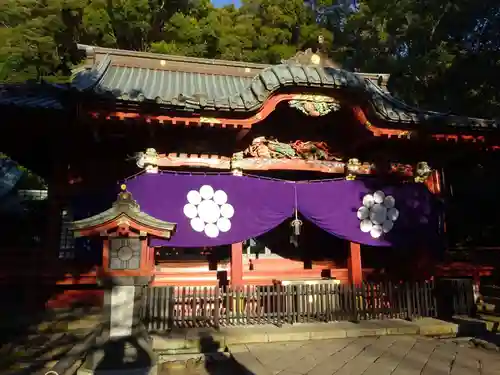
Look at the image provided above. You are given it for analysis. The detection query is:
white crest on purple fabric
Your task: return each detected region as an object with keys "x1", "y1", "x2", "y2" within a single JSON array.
[
  {"x1": 183, "y1": 185, "x2": 235, "y2": 238},
  {"x1": 357, "y1": 191, "x2": 399, "y2": 239}
]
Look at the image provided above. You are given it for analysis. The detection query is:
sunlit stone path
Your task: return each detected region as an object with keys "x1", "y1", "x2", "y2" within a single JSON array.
[{"x1": 161, "y1": 335, "x2": 500, "y2": 375}]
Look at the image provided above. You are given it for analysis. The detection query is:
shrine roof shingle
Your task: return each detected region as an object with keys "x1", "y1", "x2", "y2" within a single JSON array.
[
  {"x1": 73, "y1": 47, "x2": 368, "y2": 110},
  {"x1": 0, "y1": 84, "x2": 64, "y2": 110},
  {"x1": 71, "y1": 46, "x2": 498, "y2": 130},
  {"x1": 97, "y1": 66, "x2": 254, "y2": 103},
  {"x1": 0, "y1": 44, "x2": 498, "y2": 131}
]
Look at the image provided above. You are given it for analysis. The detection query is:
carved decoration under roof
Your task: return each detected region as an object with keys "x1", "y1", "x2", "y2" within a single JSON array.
[
  {"x1": 131, "y1": 149, "x2": 422, "y2": 179},
  {"x1": 70, "y1": 184, "x2": 176, "y2": 238},
  {"x1": 346, "y1": 158, "x2": 362, "y2": 180},
  {"x1": 289, "y1": 94, "x2": 341, "y2": 117},
  {"x1": 414, "y1": 162, "x2": 433, "y2": 183},
  {"x1": 136, "y1": 148, "x2": 159, "y2": 173},
  {"x1": 232, "y1": 136, "x2": 342, "y2": 162}
]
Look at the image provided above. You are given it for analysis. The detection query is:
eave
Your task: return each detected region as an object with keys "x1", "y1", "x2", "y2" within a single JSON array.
[
  {"x1": 71, "y1": 211, "x2": 175, "y2": 239},
  {"x1": 0, "y1": 44, "x2": 498, "y2": 156},
  {"x1": 72, "y1": 45, "x2": 498, "y2": 135},
  {"x1": 71, "y1": 188, "x2": 176, "y2": 239},
  {"x1": 86, "y1": 101, "x2": 500, "y2": 148}
]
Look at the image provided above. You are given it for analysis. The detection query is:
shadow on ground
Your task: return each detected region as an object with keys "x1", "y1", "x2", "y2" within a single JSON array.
[
  {"x1": 0, "y1": 277, "x2": 104, "y2": 375},
  {"x1": 0, "y1": 304, "x2": 102, "y2": 375},
  {"x1": 157, "y1": 334, "x2": 253, "y2": 375}
]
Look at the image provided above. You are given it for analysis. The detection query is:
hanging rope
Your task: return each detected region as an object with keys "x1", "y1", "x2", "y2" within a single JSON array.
[{"x1": 291, "y1": 185, "x2": 303, "y2": 236}]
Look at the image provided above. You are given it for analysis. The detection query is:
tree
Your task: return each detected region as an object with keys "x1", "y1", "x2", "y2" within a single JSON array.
[
  {"x1": 328, "y1": 0, "x2": 500, "y2": 117},
  {"x1": 151, "y1": 0, "x2": 332, "y2": 63},
  {"x1": 0, "y1": 0, "x2": 83, "y2": 82},
  {"x1": 0, "y1": 0, "x2": 196, "y2": 81},
  {"x1": 0, "y1": 0, "x2": 498, "y2": 119}
]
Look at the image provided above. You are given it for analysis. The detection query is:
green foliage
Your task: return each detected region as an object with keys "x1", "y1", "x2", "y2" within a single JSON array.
[
  {"x1": 0, "y1": 0, "x2": 83, "y2": 82},
  {"x1": 151, "y1": 0, "x2": 332, "y2": 63},
  {"x1": 328, "y1": 0, "x2": 500, "y2": 117},
  {"x1": 0, "y1": 0, "x2": 498, "y2": 117}
]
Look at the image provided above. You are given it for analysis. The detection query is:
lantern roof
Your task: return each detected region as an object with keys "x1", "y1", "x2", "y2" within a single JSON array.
[{"x1": 70, "y1": 184, "x2": 176, "y2": 239}]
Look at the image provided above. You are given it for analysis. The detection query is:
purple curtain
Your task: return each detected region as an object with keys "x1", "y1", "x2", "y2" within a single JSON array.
[
  {"x1": 126, "y1": 173, "x2": 295, "y2": 247},
  {"x1": 296, "y1": 179, "x2": 438, "y2": 247},
  {"x1": 125, "y1": 173, "x2": 438, "y2": 248}
]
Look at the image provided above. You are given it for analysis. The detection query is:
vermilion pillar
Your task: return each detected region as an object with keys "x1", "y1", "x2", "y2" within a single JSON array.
[
  {"x1": 424, "y1": 170, "x2": 442, "y2": 195},
  {"x1": 348, "y1": 242, "x2": 363, "y2": 285},
  {"x1": 231, "y1": 242, "x2": 244, "y2": 287}
]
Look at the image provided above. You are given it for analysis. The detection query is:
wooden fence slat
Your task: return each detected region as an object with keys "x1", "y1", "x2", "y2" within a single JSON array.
[{"x1": 140, "y1": 280, "x2": 474, "y2": 332}]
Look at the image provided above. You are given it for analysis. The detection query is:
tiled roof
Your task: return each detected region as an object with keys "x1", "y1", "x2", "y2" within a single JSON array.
[
  {"x1": 0, "y1": 45, "x2": 498, "y2": 131},
  {"x1": 366, "y1": 81, "x2": 499, "y2": 129},
  {"x1": 75, "y1": 56, "x2": 362, "y2": 111},
  {"x1": 97, "y1": 66, "x2": 254, "y2": 103},
  {"x1": 0, "y1": 84, "x2": 64, "y2": 110},
  {"x1": 73, "y1": 54, "x2": 499, "y2": 130}
]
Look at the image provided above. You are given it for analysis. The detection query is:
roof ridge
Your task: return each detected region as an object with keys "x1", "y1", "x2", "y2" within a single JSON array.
[
  {"x1": 72, "y1": 54, "x2": 112, "y2": 92},
  {"x1": 77, "y1": 44, "x2": 391, "y2": 87},
  {"x1": 77, "y1": 44, "x2": 271, "y2": 70}
]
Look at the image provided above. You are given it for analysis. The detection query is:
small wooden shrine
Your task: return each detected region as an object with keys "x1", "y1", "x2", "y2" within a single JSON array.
[{"x1": 0, "y1": 44, "x2": 498, "y2": 301}]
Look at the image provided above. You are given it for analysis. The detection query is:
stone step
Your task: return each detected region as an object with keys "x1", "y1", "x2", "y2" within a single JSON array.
[
  {"x1": 482, "y1": 295, "x2": 500, "y2": 304},
  {"x1": 477, "y1": 313, "x2": 500, "y2": 330},
  {"x1": 157, "y1": 353, "x2": 231, "y2": 373},
  {"x1": 477, "y1": 301, "x2": 496, "y2": 313},
  {"x1": 152, "y1": 318, "x2": 458, "y2": 355},
  {"x1": 454, "y1": 315, "x2": 500, "y2": 336},
  {"x1": 478, "y1": 313, "x2": 500, "y2": 321}
]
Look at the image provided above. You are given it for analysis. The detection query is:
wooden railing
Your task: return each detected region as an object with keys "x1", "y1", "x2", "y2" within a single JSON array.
[{"x1": 142, "y1": 281, "x2": 439, "y2": 331}]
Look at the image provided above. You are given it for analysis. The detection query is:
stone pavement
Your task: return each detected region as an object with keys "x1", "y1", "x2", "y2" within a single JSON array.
[{"x1": 160, "y1": 336, "x2": 500, "y2": 375}]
